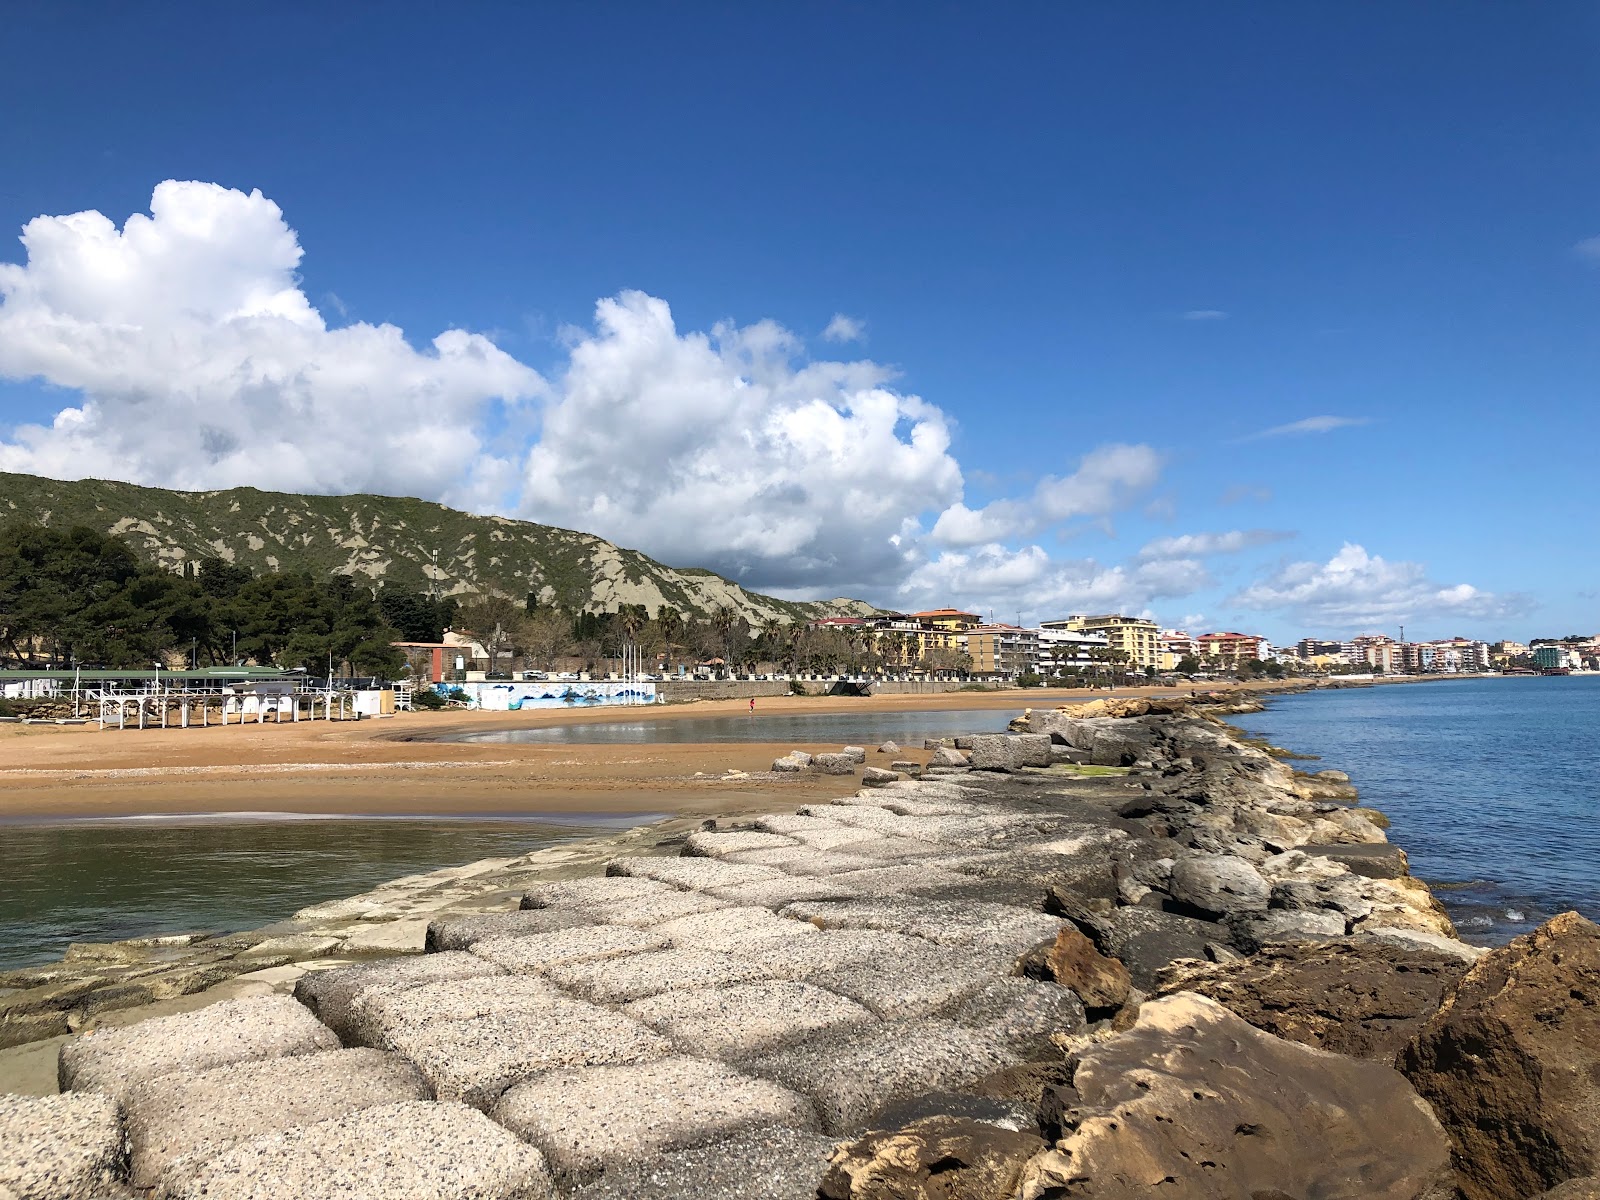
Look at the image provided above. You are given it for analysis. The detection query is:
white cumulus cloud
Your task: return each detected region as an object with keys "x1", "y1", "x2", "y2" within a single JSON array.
[
  {"x1": 902, "y1": 542, "x2": 1209, "y2": 620},
  {"x1": 930, "y1": 443, "x2": 1164, "y2": 547},
  {"x1": 1230, "y1": 543, "x2": 1527, "y2": 628},
  {"x1": 517, "y1": 291, "x2": 962, "y2": 593},
  {"x1": 0, "y1": 182, "x2": 543, "y2": 502},
  {"x1": 821, "y1": 313, "x2": 866, "y2": 342}
]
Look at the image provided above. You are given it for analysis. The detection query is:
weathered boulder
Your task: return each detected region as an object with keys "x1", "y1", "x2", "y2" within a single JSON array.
[
  {"x1": 967, "y1": 735, "x2": 1051, "y2": 772},
  {"x1": 1166, "y1": 853, "x2": 1271, "y2": 917},
  {"x1": 841, "y1": 746, "x2": 869, "y2": 764},
  {"x1": 1093, "y1": 906, "x2": 1228, "y2": 992},
  {"x1": 1021, "y1": 993, "x2": 1455, "y2": 1199},
  {"x1": 862, "y1": 768, "x2": 902, "y2": 787},
  {"x1": 889, "y1": 761, "x2": 923, "y2": 776},
  {"x1": 1534, "y1": 1180, "x2": 1600, "y2": 1200},
  {"x1": 814, "y1": 754, "x2": 858, "y2": 775},
  {"x1": 929, "y1": 747, "x2": 969, "y2": 768},
  {"x1": 1400, "y1": 912, "x2": 1600, "y2": 1200},
  {"x1": 772, "y1": 755, "x2": 808, "y2": 773},
  {"x1": 878, "y1": 741, "x2": 901, "y2": 755},
  {"x1": 1153, "y1": 938, "x2": 1469, "y2": 1064},
  {"x1": 819, "y1": 1116, "x2": 1045, "y2": 1200},
  {"x1": 1020, "y1": 925, "x2": 1131, "y2": 1013},
  {"x1": 788, "y1": 751, "x2": 815, "y2": 767}
]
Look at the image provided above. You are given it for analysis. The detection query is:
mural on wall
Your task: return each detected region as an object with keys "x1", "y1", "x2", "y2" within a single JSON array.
[{"x1": 447, "y1": 681, "x2": 658, "y2": 711}]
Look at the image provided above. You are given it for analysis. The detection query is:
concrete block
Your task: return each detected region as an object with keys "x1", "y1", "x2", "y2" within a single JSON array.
[
  {"x1": 650, "y1": 906, "x2": 817, "y2": 953},
  {"x1": 124, "y1": 1047, "x2": 428, "y2": 1190},
  {"x1": 745, "y1": 1018, "x2": 1019, "y2": 1134},
  {"x1": 684, "y1": 831, "x2": 798, "y2": 857},
  {"x1": 567, "y1": 1125, "x2": 840, "y2": 1200},
  {"x1": 0, "y1": 1092, "x2": 125, "y2": 1200},
  {"x1": 340, "y1": 920, "x2": 430, "y2": 955},
  {"x1": 163, "y1": 1100, "x2": 553, "y2": 1200},
  {"x1": 426, "y1": 909, "x2": 592, "y2": 952},
  {"x1": 949, "y1": 977, "x2": 1087, "y2": 1057},
  {"x1": 806, "y1": 941, "x2": 994, "y2": 1019},
  {"x1": 346, "y1": 975, "x2": 567, "y2": 1050},
  {"x1": 294, "y1": 952, "x2": 501, "y2": 1040},
  {"x1": 735, "y1": 930, "x2": 922, "y2": 981},
  {"x1": 548, "y1": 948, "x2": 777, "y2": 1006},
  {"x1": 58, "y1": 996, "x2": 338, "y2": 1099},
  {"x1": 624, "y1": 981, "x2": 878, "y2": 1059},
  {"x1": 703, "y1": 875, "x2": 860, "y2": 910},
  {"x1": 825, "y1": 864, "x2": 975, "y2": 897},
  {"x1": 390, "y1": 1004, "x2": 670, "y2": 1110},
  {"x1": 582, "y1": 891, "x2": 727, "y2": 927},
  {"x1": 607, "y1": 858, "x2": 781, "y2": 892},
  {"x1": 521, "y1": 875, "x2": 677, "y2": 910},
  {"x1": 492, "y1": 1056, "x2": 817, "y2": 1187},
  {"x1": 722, "y1": 847, "x2": 883, "y2": 876},
  {"x1": 468, "y1": 925, "x2": 667, "y2": 975}
]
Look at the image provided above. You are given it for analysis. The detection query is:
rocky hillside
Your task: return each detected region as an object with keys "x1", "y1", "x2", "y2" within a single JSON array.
[{"x1": 0, "y1": 471, "x2": 881, "y2": 623}]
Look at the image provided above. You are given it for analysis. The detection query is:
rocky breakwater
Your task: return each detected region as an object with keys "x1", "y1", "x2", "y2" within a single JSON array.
[{"x1": 4, "y1": 699, "x2": 1598, "y2": 1199}]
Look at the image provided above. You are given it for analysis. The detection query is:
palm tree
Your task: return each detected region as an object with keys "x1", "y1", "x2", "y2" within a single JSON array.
[{"x1": 655, "y1": 606, "x2": 682, "y2": 673}]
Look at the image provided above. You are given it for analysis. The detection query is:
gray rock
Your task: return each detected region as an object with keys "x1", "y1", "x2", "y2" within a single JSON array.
[
  {"x1": 1302, "y1": 842, "x2": 1410, "y2": 879},
  {"x1": 812, "y1": 754, "x2": 858, "y2": 775},
  {"x1": 771, "y1": 755, "x2": 807, "y2": 773},
  {"x1": 840, "y1": 746, "x2": 868, "y2": 764},
  {"x1": 567, "y1": 1125, "x2": 840, "y2": 1200},
  {"x1": 124, "y1": 1047, "x2": 428, "y2": 1190},
  {"x1": 967, "y1": 734, "x2": 1052, "y2": 772},
  {"x1": 1167, "y1": 853, "x2": 1271, "y2": 917},
  {"x1": 58, "y1": 995, "x2": 339, "y2": 1099},
  {"x1": 164, "y1": 1100, "x2": 554, "y2": 1200},
  {"x1": 888, "y1": 760, "x2": 922, "y2": 776},
  {"x1": 929, "y1": 746, "x2": 969, "y2": 768},
  {"x1": 877, "y1": 741, "x2": 901, "y2": 754},
  {"x1": 861, "y1": 767, "x2": 901, "y2": 787},
  {"x1": 1096, "y1": 906, "x2": 1230, "y2": 991},
  {"x1": 0, "y1": 1092, "x2": 125, "y2": 1200},
  {"x1": 492, "y1": 1055, "x2": 816, "y2": 1187},
  {"x1": 787, "y1": 751, "x2": 814, "y2": 767}
]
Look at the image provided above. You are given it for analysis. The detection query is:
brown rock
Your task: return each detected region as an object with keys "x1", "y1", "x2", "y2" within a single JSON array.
[
  {"x1": 1153, "y1": 937, "x2": 1467, "y2": 1064},
  {"x1": 819, "y1": 1116, "x2": 1045, "y2": 1200},
  {"x1": 1400, "y1": 911, "x2": 1600, "y2": 1200},
  {"x1": 1020, "y1": 992, "x2": 1455, "y2": 1200},
  {"x1": 1021, "y1": 926, "x2": 1131, "y2": 1012},
  {"x1": 1533, "y1": 1180, "x2": 1600, "y2": 1200}
]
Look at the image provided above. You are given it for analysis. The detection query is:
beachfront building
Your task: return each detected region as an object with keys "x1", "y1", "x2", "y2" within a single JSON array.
[
  {"x1": 1053, "y1": 615, "x2": 1162, "y2": 671},
  {"x1": 1296, "y1": 638, "x2": 1349, "y2": 662},
  {"x1": 1037, "y1": 626, "x2": 1110, "y2": 675},
  {"x1": 962, "y1": 624, "x2": 1041, "y2": 679},
  {"x1": 1196, "y1": 631, "x2": 1267, "y2": 665},
  {"x1": 1158, "y1": 630, "x2": 1198, "y2": 670},
  {"x1": 911, "y1": 609, "x2": 982, "y2": 635},
  {"x1": 1352, "y1": 634, "x2": 1401, "y2": 673}
]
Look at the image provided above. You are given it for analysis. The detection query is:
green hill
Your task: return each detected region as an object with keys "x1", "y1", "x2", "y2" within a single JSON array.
[{"x1": 0, "y1": 471, "x2": 880, "y2": 623}]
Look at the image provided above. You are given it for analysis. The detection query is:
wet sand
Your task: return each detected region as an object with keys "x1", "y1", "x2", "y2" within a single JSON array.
[{"x1": 0, "y1": 685, "x2": 1256, "y2": 821}]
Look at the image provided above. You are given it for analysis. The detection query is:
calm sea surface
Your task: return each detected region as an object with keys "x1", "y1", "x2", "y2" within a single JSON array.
[
  {"x1": 1244, "y1": 676, "x2": 1599, "y2": 944},
  {"x1": 0, "y1": 815, "x2": 640, "y2": 970}
]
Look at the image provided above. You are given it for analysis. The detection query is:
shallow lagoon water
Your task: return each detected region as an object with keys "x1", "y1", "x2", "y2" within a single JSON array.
[
  {"x1": 0, "y1": 813, "x2": 640, "y2": 969},
  {"x1": 1245, "y1": 676, "x2": 1599, "y2": 944},
  {"x1": 454, "y1": 706, "x2": 1017, "y2": 746}
]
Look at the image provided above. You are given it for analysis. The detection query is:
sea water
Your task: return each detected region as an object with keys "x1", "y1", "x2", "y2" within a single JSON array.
[
  {"x1": 1243, "y1": 676, "x2": 1599, "y2": 944},
  {"x1": 0, "y1": 814, "x2": 640, "y2": 970}
]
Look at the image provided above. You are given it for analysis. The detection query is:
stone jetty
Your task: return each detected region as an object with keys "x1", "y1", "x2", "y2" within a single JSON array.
[{"x1": 5, "y1": 696, "x2": 1599, "y2": 1198}]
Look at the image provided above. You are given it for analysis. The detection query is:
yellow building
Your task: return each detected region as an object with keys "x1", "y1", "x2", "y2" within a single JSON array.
[{"x1": 1062, "y1": 614, "x2": 1162, "y2": 671}]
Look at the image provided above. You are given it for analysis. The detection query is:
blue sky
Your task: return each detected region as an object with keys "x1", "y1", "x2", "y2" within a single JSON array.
[{"x1": 1, "y1": 3, "x2": 1595, "y2": 642}]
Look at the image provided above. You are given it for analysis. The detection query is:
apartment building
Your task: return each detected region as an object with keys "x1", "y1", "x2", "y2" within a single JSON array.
[
  {"x1": 1053, "y1": 615, "x2": 1162, "y2": 671},
  {"x1": 1196, "y1": 631, "x2": 1267, "y2": 663},
  {"x1": 1037, "y1": 626, "x2": 1110, "y2": 674},
  {"x1": 962, "y1": 624, "x2": 1041, "y2": 678},
  {"x1": 1159, "y1": 630, "x2": 1197, "y2": 671}
]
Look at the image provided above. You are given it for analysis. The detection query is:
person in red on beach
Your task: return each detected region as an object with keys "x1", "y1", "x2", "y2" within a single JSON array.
[{"x1": 749, "y1": 697, "x2": 756, "y2": 715}]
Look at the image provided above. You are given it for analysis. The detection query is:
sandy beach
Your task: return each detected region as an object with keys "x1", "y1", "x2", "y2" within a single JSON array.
[{"x1": 0, "y1": 685, "x2": 1215, "y2": 821}]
